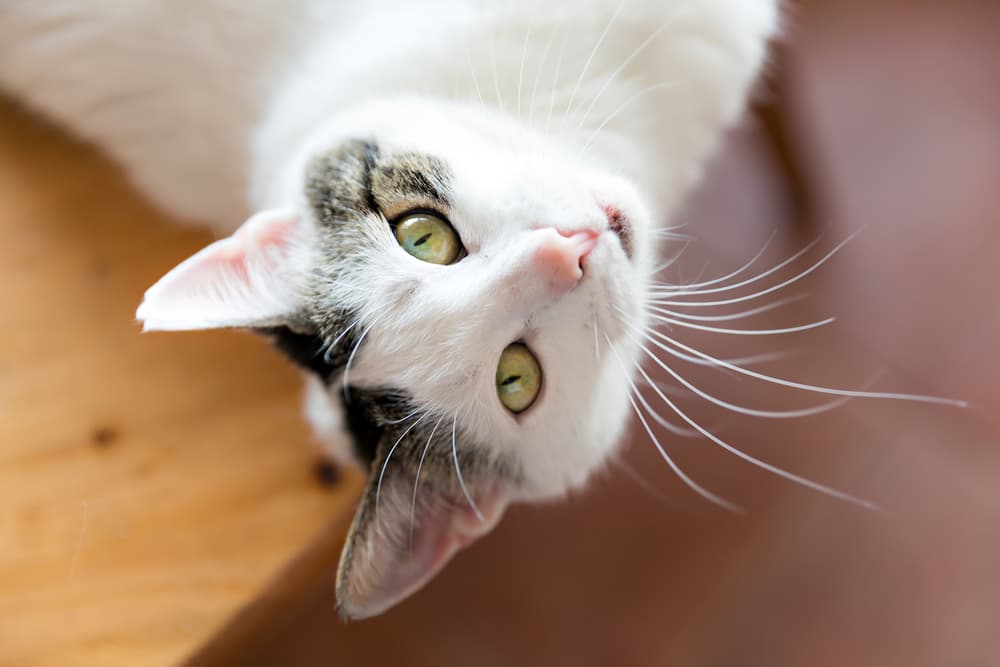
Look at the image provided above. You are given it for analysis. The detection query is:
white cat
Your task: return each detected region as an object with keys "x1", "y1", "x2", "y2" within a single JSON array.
[{"x1": 0, "y1": 0, "x2": 780, "y2": 617}]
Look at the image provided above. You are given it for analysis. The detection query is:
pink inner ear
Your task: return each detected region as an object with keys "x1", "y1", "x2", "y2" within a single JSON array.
[
  {"x1": 337, "y1": 487, "x2": 508, "y2": 621},
  {"x1": 136, "y1": 209, "x2": 302, "y2": 332}
]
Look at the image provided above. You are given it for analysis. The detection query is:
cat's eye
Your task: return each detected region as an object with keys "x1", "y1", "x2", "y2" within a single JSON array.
[
  {"x1": 394, "y1": 212, "x2": 462, "y2": 265},
  {"x1": 496, "y1": 343, "x2": 542, "y2": 414}
]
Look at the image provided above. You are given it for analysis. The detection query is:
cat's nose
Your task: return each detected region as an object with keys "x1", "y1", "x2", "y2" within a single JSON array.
[{"x1": 532, "y1": 228, "x2": 600, "y2": 291}]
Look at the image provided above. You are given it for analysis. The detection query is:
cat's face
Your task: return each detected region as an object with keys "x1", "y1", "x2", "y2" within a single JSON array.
[{"x1": 137, "y1": 97, "x2": 654, "y2": 617}]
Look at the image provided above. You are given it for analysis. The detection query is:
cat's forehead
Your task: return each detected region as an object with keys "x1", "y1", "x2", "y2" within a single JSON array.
[
  {"x1": 303, "y1": 135, "x2": 601, "y2": 241},
  {"x1": 304, "y1": 139, "x2": 453, "y2": 223}
]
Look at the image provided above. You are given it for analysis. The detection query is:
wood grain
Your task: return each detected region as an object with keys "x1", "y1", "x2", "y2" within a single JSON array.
[{"x1": 0, "y1": 98, "x2": 360, "y2": 667}]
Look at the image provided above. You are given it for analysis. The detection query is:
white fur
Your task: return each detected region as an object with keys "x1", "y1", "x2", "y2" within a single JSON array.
[{"x1": 1, "y1": 0, "x2": 779, "y2": 500}]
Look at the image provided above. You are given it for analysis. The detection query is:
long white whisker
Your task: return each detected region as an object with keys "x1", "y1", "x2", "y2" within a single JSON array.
[
  {"x1": 341, "y1": 314, "x2": 384, "y2": 399},
  {"x1": 489, "y1": 22, "x2": 506, "y2": 113},
  {"x1": 630, "y1": 392, "x2": 742, "y2": 511},
  {"x1": 593, "y1": 320, "x2": 601, "y2": 362},
  {"x1": 410, "y1": 413, "x2": 445, "y2": 549},
  {"x1": 646, "y1": 348, "x2": 795, "y2": 370},
  {"x1": 653, "y1": 222, "x2": 693, "y2": 237},
  {"x1": 384, "y1": 407, "x2": 424, "y2": 425},
  {"x1": 376, "y1": 412, "x2": 428, "y2": 516},
  {"x1": 545, "y1": 23, "x2": 570, "y2": 133},
  {"x1": 452, "y1": 412, "x2": 483, "y2": 521},
  {"x1": 654, "y1": 231, "x2": 823, "y2": 297},
  {"x1": 653, "y1": 229, "x2": 777, "y2": 291},
  {"x1": 516, "y1": 12, "x2": 534, "y2": 122},
  {"x1": 570, "y1": 20, "x2": 673, "y2": 134},
  {"x1": 527, "y1": 16, "x2": 556, "y2": 127},
  {"x1": 580, "y1": 81, "x2": 679, "y2": 155},
  {"x1": 644, "y1": 310, "x2": 836, "y2": 337},
  {"x1": 466, "y1": 52, "x2": 485, "y2": 106},
  {"x1": 561, "y1": 0, "x2": 624, "y2": 135},
  {"x1": 633, "y1": 333, "x2": 854, "y2": 419},
  {"x1": 646, "y1": 328, "x2": 969, "y2": 407},
  {"x1": 631, "y1": 361, "x2": 881, "y2": 511},
  {"x1": 647, "y1": 295, "x2": 807, "y2": 323},
  {"x1": 323, "y1": 317, "x2": 360, "y2": 363},
  {"x1": 604, "y1": 331, "x2": 742, "y2": 511},
  {"x1": 632, "y1": 380, "x2": 701, "y2": 436},
  {"x1": 651, "y1": 239, "x2": 693, "y2": 275},
  {"x1": 650, "y1": 232, "x2": 858, "y2": 308},
  {"x1": 612, "y1": 457, "x2": 676, "y2": 506}
]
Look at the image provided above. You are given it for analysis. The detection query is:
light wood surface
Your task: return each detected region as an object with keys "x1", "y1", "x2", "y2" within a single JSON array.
[{"x1": 0, "y1": 98, "x2": 360, "y2": 667}]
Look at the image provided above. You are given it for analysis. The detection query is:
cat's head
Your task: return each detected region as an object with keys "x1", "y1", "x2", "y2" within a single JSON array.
[{"x1": 137, "y1": 96, "x2": 653, "y2": 618}]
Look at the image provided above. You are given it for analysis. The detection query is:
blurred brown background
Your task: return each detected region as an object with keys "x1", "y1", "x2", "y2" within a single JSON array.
[{"x1": 2, "y1": 1, "x2": 999, "y2": 665}]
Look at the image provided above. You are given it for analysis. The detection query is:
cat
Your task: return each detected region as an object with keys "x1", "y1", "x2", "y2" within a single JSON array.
[{"x1": 0, "y1": 0, "x2": 782, "y2": 618}]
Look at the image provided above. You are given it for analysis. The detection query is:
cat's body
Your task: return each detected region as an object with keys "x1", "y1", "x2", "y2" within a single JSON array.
[
  {"x1": 0, "y1": 0, "x2": 780, "y2": 617},
  {"x1": 0, "y1": 0, "x2": 775, "y2": 228}
]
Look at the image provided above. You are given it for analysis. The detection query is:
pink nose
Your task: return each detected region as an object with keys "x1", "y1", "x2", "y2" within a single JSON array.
[{"x1": 532, "y1": 228, "x2": 600, "y2": 291}]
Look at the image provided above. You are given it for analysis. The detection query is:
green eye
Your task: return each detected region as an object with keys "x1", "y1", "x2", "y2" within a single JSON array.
[
  {"x1": 394, "y1": 213, "x2": 462, "y2": 265},
  {"x1": 496, "y1": 343, "x2": 542, "y2": 414}
]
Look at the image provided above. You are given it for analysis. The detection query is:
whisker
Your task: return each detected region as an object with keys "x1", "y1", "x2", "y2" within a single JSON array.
[
  {"x1": 489, "y1": 20, "x2": 506, "y2": 113},
  {"x1": 651, "y1": 232, "x2": 859, "y2": 308},
  {"x1": 653, "y1": 229, "x2": 777, "y2": 291},
  {"x1": 561, "y1": 0, "x2": 624, "y2": 135},
  {"x1": 653, "y1": 230, "x2": 820, "y2": 297},
  {"x1": 323, "y1": 317, "x2": 360, "y2": 363},
  {"x1": 650, "y1": 239, "x2": 693, "y2": 275},
  {"x1": 656, "y1": 349, "x2": 795, "y2": 370},
  {"x1": 376, "y1": 411, "x2": 428, "y2": 517},
  {"x1": 410, "y1": 413, "x2": 446, "y2": 549},
  {"x1": 527, "y1": 14, "x2": 557, "y2": 127},
  {"x1": 383, "y1": 407, "x2": 424, "y2": 425},
  {"x1": 341, "y1": 314, "x2": 384, "y2": 400},
  {"x1": 647, "y1": 295, "x2": 807, "y2": 323},
  {"x1": 611, "y1": 457, "x2": 676, "y2": 507},
  {"x1": 545, "y1": 22, "x2": 570, "y2": 133},
  {"x1": 604, "y1": 331, "x2": 742, "y2": 511},
  {"x1": 631, "y1": 379, "x2": 703, "y2": 437},
  {"x1": 653, "y1": 222, "x2": 693, "y2": 236},
  {"x1": 631, "y1": 360, "x2": 881, "y2": 511},
  {"x1": 466, "y1": 52, "x2": 485, "y2": 106},
  {"x1": 644, "y1": 311, "x2": 836, "y2": 337},
  {"x1": 516, "y1": 10, "x2": 534, "y2": 122},
  {"x1": 569, "y1": 19, "x2": 674, "y2": 135},
  {"x1": 579, "y1": 81, "x2": 680, "y2": 156},
  {"x1": 646, "y1": 327, "x2": 969, "y2": 408},
  {"x1": 452, "y1": 411, "x2": 483, "y2": 521},
  {"x1": 633, "y1": 333, "x2": 854, "y2": 419},
  {"x1": 629, "y1": 391, "x2": 741, "y2": 511},
  {"x1": 592, "y1": 320, "x2": 601, "y2": 362}
]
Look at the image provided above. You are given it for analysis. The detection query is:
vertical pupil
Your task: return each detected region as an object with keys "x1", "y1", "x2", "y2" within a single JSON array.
[{"x1": 414, "y1": 232, "x2": 432, "y2": 247}]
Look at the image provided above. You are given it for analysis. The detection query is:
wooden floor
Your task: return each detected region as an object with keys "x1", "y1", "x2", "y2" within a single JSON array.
[{"x1": 0, "y1": 100, "x2": 360, "y2": 666}]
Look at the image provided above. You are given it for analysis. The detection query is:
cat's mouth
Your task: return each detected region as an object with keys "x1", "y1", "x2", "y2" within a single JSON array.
[{"x1": 602, "y1": 204, "x2": 632, "y2": 258}]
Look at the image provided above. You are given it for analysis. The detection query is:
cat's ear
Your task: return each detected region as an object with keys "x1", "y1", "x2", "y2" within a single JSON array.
[
  {"x1": 335, "y1": 450, "x2": 507, "y2": 620},
  {"x1": 137, "y1": 209, "x2": 305, "y2": 331}
]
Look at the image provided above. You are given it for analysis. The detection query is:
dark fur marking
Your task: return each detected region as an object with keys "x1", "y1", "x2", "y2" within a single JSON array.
[
  {"x1": 260, "y1": 318, "x2": 358, "y2": 384},
  {"x1": 340, "y1": 386, "x2": 415, "y2": 467},
  {"x1": 306, "y1": 140, "x2": 453, "y2": 227},
  {"x1": 361, "y1": 141, "x2": 381, "y2": 215},
  {"x1": 371, "y1": 155, "x2": 451, "y2": 212},
  {"x1": 300, "y1": 140, "x2": 512, "y2": 485},
  {"x1": 305, "y1": 139, "x2": 382, "y2": 224},
  {"x1": 262, "y1": 326, "x2": 336, "y2": 381}
]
